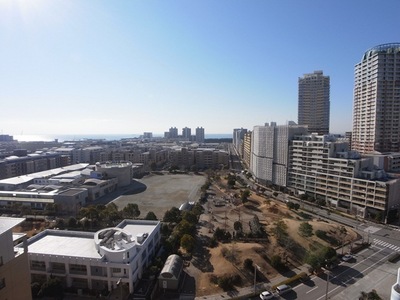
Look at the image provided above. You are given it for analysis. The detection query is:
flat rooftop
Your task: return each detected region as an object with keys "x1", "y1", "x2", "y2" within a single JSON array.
[
  {"x1": 27, "y1": 231, "x2": 101, "y2": 259},
  {"x1": 26, "y1": 220, "x2": 159, "y2": 259},
  {"x1": 0, "y1": 217, "x2": 25, "y2": 235}
]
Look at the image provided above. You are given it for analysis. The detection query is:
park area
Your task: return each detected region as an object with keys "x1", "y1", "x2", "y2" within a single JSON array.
[
  {"x1": 14, "y1": 171, "x2": 360, "y2": 297},
  {"x1": 116, "y1": 171, "x2": 358, "y2": 296}
]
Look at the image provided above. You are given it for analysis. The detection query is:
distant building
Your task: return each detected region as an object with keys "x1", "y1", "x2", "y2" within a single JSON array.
[
  {"x1": 182, "y1": 127, "x2": 191, "y2": 140},
  {"x1": 298, "y1": 71, "x2": 330, "y2": 135},
  {"x1": 0, "y1": 134, "x2": 14, "y2": 142},
  {"x1": 243, "y1": 131, "x2": 252, "y2": 169},
  {"x1": 233, "y1": 128, "x2": 248, "y2": 158},
  {"x1": 169, "y1": 127, "x2": 178, "y2": 139},
  {"x1": 95, "y1": 161, "x2": 133, "y2": 187},
  {"x1": 0, "y1": 217, "x2": 32, "y2": 300},
  {"x1": 20, "y1": 219, "x2": 160, "y2": 295},
  {"x1": 250, "y1": 122, "x2": 308, "y2": 186},
  {"x1": 195, "y1": 127, "x2": 205, "y2": 143},
  {"x1": 352, "y1": 43, "x2": 400, "y2": 154},
  {"x1": 143, "y1": 132, "x2": 153, "y2": 139}
]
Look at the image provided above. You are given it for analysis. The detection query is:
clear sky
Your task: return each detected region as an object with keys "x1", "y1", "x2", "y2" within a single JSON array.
[{"x1": 1, "y1": 0, "x2": 399, "y2": 137}]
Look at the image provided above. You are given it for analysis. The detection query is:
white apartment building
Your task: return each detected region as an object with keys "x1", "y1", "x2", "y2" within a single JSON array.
[
  {"x1": 298, "y1": 70, "x2": 330, "y2": 135},
  {"x1": 352, "y1": 43, "x2": 400, "y2": 154},
  {"x1": 250, "y1": 122, "x2": 308, "y2": 186},
  {"x1": 288, "y1": 134, "x2": 400, "y2": 220},
  {"x1": 21, "y1": 219, "x2": 160, "y2": 295}
]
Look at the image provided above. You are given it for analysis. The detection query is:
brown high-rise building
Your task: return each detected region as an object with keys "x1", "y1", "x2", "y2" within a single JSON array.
[{"x1": 298, "y1": 70, "x2": 330, "y2": 135}]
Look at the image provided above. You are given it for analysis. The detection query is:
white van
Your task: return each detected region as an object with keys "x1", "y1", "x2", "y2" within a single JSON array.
[{"x1": 276, "y1": 284, "x2": 292, "y2": 295}]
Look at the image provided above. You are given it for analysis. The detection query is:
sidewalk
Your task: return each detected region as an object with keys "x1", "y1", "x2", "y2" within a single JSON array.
[{"x1": 195, "y1": 264, "x2": 310, "y2": 300}]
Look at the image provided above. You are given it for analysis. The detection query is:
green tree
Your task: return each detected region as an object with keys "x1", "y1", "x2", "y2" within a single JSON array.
[
  {"x1": 122, "y1": 203, "x2": 140, "y2": 219},
  {"x1": 182, "y1": 211, "x2": 198, "y2": 224},
  {"x1": 192, "y1": 203, "x2": 204, "y2": 216},
  {"x1": 163, "y1": 207, "x2": 181, "y2": 223},
  {"x1": 144, "y1": 211, "x2": 158, "y2": 220},
  {"x1": 68, "y1": 217, "x2": 77, "y2": 228},
  {"x1": 234, "y1": 221, "x2": 243, "y2": 232},
  {"x1": 298, "y1": 222, "x2": 313, "y2": 237},
  {"x1": 240, "y1": 189, "x2": 251, "y2": 202},
  {"x1": 180, "y1": 234, "x2": 195, "y2": 253},
  {"x1": 38, "y1": 276, "x2": 64, "y2": 299},
  {"x1": 273, "y1": 220, "x2": 288, "y2": 241},
  {"x1": 270, "y1": 255, "x2": 284, "y2": 269},
  {"x1": 175, "y1": 220, "x2": 195, "y2": 237},
  {"x1": 243, "y1": 258, "x2": 253, "y2": 271},
  {"x1": 286, "y1": 201, "x2": 295, "y2": 210}
]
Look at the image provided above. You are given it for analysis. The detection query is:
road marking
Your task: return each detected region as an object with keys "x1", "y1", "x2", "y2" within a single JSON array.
[
  {"x1": 373, "y1": 238, "x2": 400, "y2": 252},
  {"x1": 306, "y1": 286, "x2": 319, "y2": 294},
  {"x1": 315, "y1": 247, "x2": 390, "y2": 300}
]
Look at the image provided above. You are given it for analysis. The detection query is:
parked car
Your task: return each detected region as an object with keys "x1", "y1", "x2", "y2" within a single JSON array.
[
  {"x1": 342, "y1": 254, "x2": 353, "y2": 262},
  {"x1": 276, "y1": 284, "x2": 292, "y2": 295},
  {"x1": 260, "y1": 290, "x2": 274, "y2": 300}
]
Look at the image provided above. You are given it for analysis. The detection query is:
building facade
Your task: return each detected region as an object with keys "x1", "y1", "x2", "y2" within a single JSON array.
[
  {"x1": 298, "y1": 71, "x2": 330, "y2": 135},
  {"x1": 195, "y1": 127, "x2": 205, "y2": 143},
  {"x1": 288, "y1": 134, "x2": 400, "y2": 220},
  {"x1": 352, "y1": 43, "x2": 400, "y2": 154},
  {"x1": 0, "y1": 217, "x2": 32, "y2": 300},
  {"x1": 182, "y1": 127, "x2": 191, "y2": 140},
  {"x1": 22, "y1": 220, "x2": 160, "y2": 295},
  {"x1": 250, "y1": 122, "x2": 308, "y2": 187}
]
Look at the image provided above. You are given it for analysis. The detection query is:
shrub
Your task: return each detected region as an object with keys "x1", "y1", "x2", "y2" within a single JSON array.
[{"x1": 243, "y1": 258, "x2": 254, "y2": 271}]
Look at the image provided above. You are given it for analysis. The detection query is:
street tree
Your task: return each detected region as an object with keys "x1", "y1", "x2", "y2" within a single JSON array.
[
  {"x1": 180, "y1": 234, "x2": 195, "y2": 253},
  {"x1": 298, "y1": 222, "x2": 313, "y2": 237},
  {"x1": 122, "y1": 203, "x2": 140, "y2": 219}
]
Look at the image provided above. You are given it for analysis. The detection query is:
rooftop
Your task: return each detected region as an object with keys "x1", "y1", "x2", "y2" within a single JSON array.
[
  {"x1": 0, "y1": 217, "x2": 25, "y2": 235},
  {"x1": 362, "y1": 43, "x2": 400, "y2": 61}
]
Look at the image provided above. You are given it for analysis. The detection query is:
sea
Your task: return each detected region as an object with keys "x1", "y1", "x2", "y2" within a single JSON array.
[{"x1": 13, "y1": 133, "x2": 232, "y2": 142}]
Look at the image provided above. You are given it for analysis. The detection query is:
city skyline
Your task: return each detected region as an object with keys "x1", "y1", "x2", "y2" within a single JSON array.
[{"x1": 1, "y1": 0, "x2": 399, "y2": 136}]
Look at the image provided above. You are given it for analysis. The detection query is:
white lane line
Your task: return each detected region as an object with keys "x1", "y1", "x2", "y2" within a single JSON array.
[{"x1": 306, "y1": 286, "x2": 319, "y2": 294}]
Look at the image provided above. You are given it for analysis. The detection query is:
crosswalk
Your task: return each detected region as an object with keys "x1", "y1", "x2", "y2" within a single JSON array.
[{"x1": 373, "y1": 238, "x2": 400, "y2": 252}]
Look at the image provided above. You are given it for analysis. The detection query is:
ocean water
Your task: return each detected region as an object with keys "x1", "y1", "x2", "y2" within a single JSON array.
[{"x1": 13, "y1": 133, "x2": 232, "y2": 142}]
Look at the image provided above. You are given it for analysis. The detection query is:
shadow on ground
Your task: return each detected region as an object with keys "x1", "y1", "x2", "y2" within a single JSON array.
[{"x1": 192, "y1": 234, "x2": 214, "y2": 272}]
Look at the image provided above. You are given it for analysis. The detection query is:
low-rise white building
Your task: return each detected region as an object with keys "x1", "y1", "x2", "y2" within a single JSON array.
[{"x1": 21, "y1": 219, "x2": 160, "y2": 295}]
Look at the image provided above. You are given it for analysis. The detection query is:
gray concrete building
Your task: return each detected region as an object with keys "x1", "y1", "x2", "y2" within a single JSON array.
[{"x1": 352, "y1": 43, "x2": 400, "y2": 154}]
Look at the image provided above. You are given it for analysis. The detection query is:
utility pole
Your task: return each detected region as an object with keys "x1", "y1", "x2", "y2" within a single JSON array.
[{"x1": 325, "y1": 270, "x2": 330, "y2": 300}]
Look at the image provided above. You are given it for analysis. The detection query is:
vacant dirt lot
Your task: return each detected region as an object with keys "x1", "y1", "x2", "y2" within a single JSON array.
[{"x1": 111, "y1": 173, "x2": 206, "y2": 220}]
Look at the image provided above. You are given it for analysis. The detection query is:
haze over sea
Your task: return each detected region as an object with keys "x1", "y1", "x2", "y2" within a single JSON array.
[{"x1": 13, "y1": 134, "x2": 232, "y2": 143}]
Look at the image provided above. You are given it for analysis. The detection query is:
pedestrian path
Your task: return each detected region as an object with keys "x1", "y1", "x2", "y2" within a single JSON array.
[{"x1": 372, "y1": 238, "x2": 400, "y2": 252}]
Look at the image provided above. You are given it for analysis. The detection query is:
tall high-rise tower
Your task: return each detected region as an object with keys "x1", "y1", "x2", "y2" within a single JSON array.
[
  {"x1": 195, "y1": 127, "x2": 205, "y2": 143},
  {"x1": 352, "y1": 43, "x2": 400, "y2": 154},
  {"x1": 298, "y1": 71, "x2": 330, "y2": 135}
]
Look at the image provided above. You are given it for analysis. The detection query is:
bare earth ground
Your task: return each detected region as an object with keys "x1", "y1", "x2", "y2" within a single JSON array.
[{"x1": 111, "y1": 173, "x2": 206, "y2": 220}]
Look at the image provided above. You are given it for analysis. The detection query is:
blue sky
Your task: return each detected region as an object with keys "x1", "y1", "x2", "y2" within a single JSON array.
[{"x1": 1, "y1": 0, "x2": 399, "y2": 137}]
